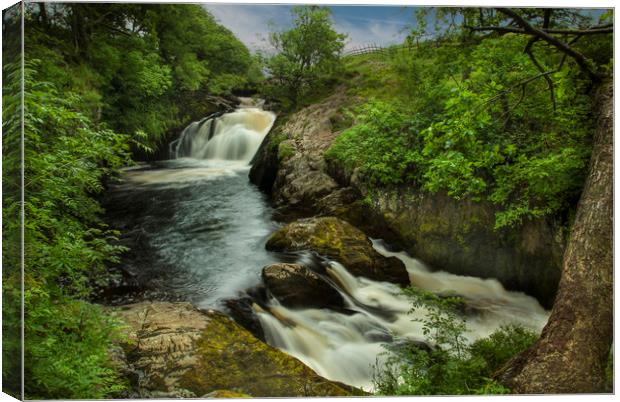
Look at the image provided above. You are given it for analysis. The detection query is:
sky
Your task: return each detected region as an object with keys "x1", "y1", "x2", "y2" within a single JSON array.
[
  {"x1": 203, "y1": 4, "x2": 608, "y2": 54},
  {"x1": 203, "y1": 4, "x2": 418, "y2": 53}
]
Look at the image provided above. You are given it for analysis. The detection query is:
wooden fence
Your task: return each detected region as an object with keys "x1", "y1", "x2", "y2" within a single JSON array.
[{"x1": 342, "y1": 42, "x2": 417, "y2": 58}]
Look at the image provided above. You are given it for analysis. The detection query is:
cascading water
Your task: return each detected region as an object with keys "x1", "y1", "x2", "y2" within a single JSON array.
[
  {"x1": 172, "y1": 107, "x2": 275, "y2": 162},
  {"x1": 256, "y1": 240, "x2": 550, "y2": 391},
  {"x1": 105, "y1": 104, "x2": 279, "y2": 306},
  {"x1": 107, "y1": 102, "x2": 550, "y2": 394}
]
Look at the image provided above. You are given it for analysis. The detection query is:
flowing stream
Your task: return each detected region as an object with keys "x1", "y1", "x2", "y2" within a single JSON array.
[{"x1": 106, "y1": 104, "x2": 549, "y2": 392}]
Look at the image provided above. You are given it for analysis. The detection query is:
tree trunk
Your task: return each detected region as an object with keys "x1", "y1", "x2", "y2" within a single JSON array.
[{"x1": 495, "y1": 78, "x2": 613, "y2": 393}]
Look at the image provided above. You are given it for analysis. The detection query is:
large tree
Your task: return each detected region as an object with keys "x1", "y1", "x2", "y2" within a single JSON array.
[{"x1": 464, "y1": 8, "x2": 613, "y2": 393}]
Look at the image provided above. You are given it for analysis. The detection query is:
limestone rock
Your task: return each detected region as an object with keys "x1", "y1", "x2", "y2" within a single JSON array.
[
  {"x1": 262, "y1": 263, "x2": 344, "y2": 308},
  {"x1": 112, "y1": 302, "x2": 362, "y2": 397},
  {"x1": 266, "y1": 217, "x2": 409, "y2": 285}
]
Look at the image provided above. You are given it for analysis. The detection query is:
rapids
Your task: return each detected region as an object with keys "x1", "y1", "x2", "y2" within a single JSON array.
[
  {"x1": 105, "y1": 104, "x2": 549, "y2": 392},
  {"x1": 256, "y1": 241, "x2": 549, "y2": 390}
]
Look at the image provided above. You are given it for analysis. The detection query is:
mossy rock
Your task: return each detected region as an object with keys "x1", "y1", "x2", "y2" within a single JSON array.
[
  {"x1": 266, "y1": 217, "x2": 409, "y2": 285},
  {"x1": 113, "y1": 302, "x2": 363, "y2": 398},
  {"x1": 202, "y1": 389, "x2": 252, "y2": 398}
]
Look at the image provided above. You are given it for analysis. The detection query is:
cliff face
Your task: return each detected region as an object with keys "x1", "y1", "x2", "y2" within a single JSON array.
[{"x1": 250, "y1": 93, "x2": 564, "y2": 309}]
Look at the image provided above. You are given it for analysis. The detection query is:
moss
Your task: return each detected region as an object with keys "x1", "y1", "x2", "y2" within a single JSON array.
[
  {"x1": 179, "y1": 311, "x2": 358, "y2": 397},
  {"x1": 277, "y1": 141, "x2": 296, "y2": 161},
  {"x1": 206, "y1": 390, "x2": 252, "y2": 398},
  {"x1": 265, "y1": 217, "x2": 409, "y2": 285},
  {"x1": 329, "y1": 108, "x2": 354, "y2": 132}
]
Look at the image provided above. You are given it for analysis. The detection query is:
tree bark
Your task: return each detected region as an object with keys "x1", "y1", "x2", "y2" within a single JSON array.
[{"x1": 495, "y1": 78, "x2": 613, "y2": 393}]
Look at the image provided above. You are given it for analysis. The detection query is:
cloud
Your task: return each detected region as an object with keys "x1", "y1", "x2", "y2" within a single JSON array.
[
  {"x1": 334, "y1": 19, "x2": 410, "y2": 51},
  {"x1": 204, "y1": 4, "x2": 292, "y2": 53},
  {"x1": 204, "y1": 4, "x2": 413, "y2": 54}
]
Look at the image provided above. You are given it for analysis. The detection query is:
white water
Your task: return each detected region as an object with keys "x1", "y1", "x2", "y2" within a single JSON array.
[
  {"x1": 151, "y1": 104, "x2": 550, "y2": 392},
  {"x1": 257, "y1": 241, "x2": 550, "y2": 391},
  {"x1": 172, "y1": 107, "x2": 275, "y2": 161},
  {"x1": 107, "y1": 105, "x2": 280, "y2": 306}
]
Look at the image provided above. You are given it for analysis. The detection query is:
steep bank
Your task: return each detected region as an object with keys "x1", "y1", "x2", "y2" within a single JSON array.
[{"x1": 249, "y1": 93, "x2": 564, "y2": 308}]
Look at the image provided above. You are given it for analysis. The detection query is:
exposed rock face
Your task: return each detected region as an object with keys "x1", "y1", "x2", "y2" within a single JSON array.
[
  {"x1": 266, "y1": 217, "x2": 409, "y2": 285},
  {"x1": 112, "y1": 302, "x2": 362, "y2": 397},
  {"x1": 273, "y1": 154, "x2": 339, "y2": 210},
  {"x1": 262, "y1": 263, "x2": 344, "y2": 308},
  {"x1": 250, "y1": 93, "x2": 564, "y2": 309},
  {"x1": 367, "y1": 188, "x2": 564, "y2": 308},
  {"x1": 250, "y1": 90, "x2": 354, "y2": 211}
]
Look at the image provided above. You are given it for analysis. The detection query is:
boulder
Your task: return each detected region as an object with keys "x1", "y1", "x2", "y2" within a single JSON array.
[
  {"x1": 112, "y1": 302, "x2": 363, "y2": 397},
  {"x1": 262, "y1": 263, "x2": 344, "y2": 308},
  {"x1": 266, "y1": 217, "x2": 409, "y2": 285}
]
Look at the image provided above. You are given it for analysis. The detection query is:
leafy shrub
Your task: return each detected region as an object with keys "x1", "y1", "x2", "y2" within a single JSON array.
[
  {"x1": 325, "y1": 100, "x2": 424, "y2": 186},
  {"x1": 3, "y1": 60, "x2": 129, "y2": 399},
  {"x1": 328, "y1": 34, "x2": 593, "y2": 228},
  {"x1": 373, "y1": 287, "x2": 538, "y2": 395}
]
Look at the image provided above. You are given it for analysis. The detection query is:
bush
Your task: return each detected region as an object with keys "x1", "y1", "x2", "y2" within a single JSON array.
[
  {"x1": 325, "y1": 100, "x2": 424, "y2": 186},
  {"x1": 373, "y1": 287, "x2": 538, "y2": 395},
  {"x1": 3, "y1": 60, "x2": 129, "y2": 399},
  {"x1": 328, "y1": 34, "x2": 593, "y2": 228}
]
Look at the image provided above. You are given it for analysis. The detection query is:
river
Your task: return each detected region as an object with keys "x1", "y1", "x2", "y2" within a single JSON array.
[{"x1": 103, "y1": 105, "x2": 549, "y2": 392}]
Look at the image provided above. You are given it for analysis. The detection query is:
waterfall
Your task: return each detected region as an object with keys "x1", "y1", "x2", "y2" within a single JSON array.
[
  {"x1": 256, "y1": 240, "x2": 550, "y2": 391},
  {"x1": 171, "y1": 107, "x2": 275, "y2": 162}
]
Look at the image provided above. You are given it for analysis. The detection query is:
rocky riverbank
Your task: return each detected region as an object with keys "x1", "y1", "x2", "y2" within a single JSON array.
[
  {"x1": 249, "y1": 93, "x2": 565, "y2": 308},
  {"x1": 110, "y1": 302, "x2": 364, "y2": 398}
]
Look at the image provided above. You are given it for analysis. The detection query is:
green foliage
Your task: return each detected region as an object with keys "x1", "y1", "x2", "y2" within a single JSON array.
[
  {"x1": 277, "y1": 141, "x2": 296, "y2": 161},
  {"x1": 3, "y1": 60, "x2": 130, "y2": 399},
  {"x1": 265, "y1": 6, "x2": 346, "y2": 108},
  {"x1": 468, "y1": 325, "x2": 539, "y2": 373},
  {"x1": 404, "y1": 288, "x2": 468, "y2": 358},
  {"x1": 5, "y1": 5, "x2": 258, "y2": 396},
  {"x1": 328, "y1": 31, "x2": 599, "y2": 228},
  {"x1": 325, "y1": 100, "x2": 423, "y2": 186},
  {"x1": 373, "y1": 287, "x2": 538, "y2": 395},
  {"x1": 24, "y1": 3, "x2": 255, "y2": 150}
]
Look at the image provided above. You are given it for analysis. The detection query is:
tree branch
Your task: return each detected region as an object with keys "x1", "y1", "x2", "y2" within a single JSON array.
[
  {"x1": 466, "y1": 25, "x2": 612, "y2": 36},
  {"x1": 524, "y1": 37, "x2": 556, "y2": 110},
  {"x1": 479, "y1": 69, "x2": 559, "y2": 110},
  {"x1": 496, "y1": 8, "x2": 600, "y2": 79},
  {"x1": 466, "y1": 25, "x2": 523, "y2": 34}
]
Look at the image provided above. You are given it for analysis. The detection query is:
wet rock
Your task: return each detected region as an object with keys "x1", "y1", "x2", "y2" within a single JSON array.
[
  {"x1": 266, "y1": 217, "x2": 409, "y2": 285},
  {"x1": 262, "y1": 263, "x2": 344, "y2": 308},
  {"x1": 367, "y1": 188, "x2": 563, "y2": 308},
  {"x1": 112, "y1": 302, "x2": 362, "y2": 397},
  {"x1": 364, "y1": 329, "x2": 393, "y2": 343},
  {"x1": 224, "y1": 295, "x2": 266, "y2": 341},
  {"x1": 249, "y1": 128, "x2": 280, "y2": 192}
]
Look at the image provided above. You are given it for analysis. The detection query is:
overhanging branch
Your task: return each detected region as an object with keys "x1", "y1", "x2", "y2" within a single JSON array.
[{"x1": 496, "y1": 8, "x2": 600, "y2": 79}]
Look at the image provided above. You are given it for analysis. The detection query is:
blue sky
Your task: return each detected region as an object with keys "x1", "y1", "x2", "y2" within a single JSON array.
[{"x1": 203, "y1": 4, "x2": 418, "y2": 52}]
